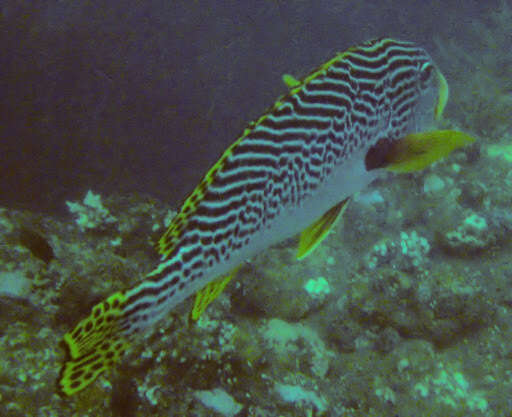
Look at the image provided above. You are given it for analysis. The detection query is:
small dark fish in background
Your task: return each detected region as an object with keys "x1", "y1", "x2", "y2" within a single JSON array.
[{"x1": 18, "y1": 227, "x2": 55, "y2": 264}]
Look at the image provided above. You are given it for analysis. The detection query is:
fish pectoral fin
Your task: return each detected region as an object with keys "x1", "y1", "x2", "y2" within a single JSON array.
[
  {"x1": 282, "y1": 73, "x2": 301, "y2": 88},
  {"x1": 297, "y1": 197, "x2": 350, "y2": 260},
  {"x1": 190, "y1": 267, "x2": 240, "y2": 321},
  {"x1": 58, "y1": 291, "x2": 130, "y2": 396},
  {"x1": 382, "y1": 130, "x2": 476, "y2": 173}
]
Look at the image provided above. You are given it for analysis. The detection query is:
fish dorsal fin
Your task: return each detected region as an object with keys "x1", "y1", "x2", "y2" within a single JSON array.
[
  {"x1": 190, "y1": 266, "x2": 240, "y2": 321},
  {"x1": 366, "y1": 130, "x2": 476, "y2": 173},
  {"x1": 297, "y1": 197, "x2": 350, "y2": 260},
  {"x1": 282, "y1": 73, "x2": 301, "y2": 88},
  {"x1": 156, "y1": 133, "x2": 246, "y2": 258}
]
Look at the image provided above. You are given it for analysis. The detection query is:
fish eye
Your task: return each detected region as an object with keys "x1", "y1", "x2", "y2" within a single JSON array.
[{"x1": 419, "y1": 63, "x2": 434, "y2": 88}]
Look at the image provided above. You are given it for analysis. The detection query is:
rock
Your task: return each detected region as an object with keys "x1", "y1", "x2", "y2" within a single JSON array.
[
  {"x1": 423, "y1": 174, "x2": 445, "y2": 194},
  {"x1": 438, "y1": 213, "x2": 494, "y2": 255}
]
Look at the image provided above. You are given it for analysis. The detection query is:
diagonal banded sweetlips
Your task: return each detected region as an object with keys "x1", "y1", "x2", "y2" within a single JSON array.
[{"x1": 58, "y1": 37, "x2": 475, "y2": 396}]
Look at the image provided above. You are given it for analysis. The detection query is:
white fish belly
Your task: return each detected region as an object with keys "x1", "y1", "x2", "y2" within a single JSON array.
[
  {"x1": 145, "y1": 148, "x2": 380, "y2": 323},
  {"x1": 205, "y1": 148, "x2": 380, "y2": 278}
]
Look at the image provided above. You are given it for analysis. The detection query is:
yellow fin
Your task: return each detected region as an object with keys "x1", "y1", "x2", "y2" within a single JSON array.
[
  {"x1": 435, "y1": 69, "x2": 449, "y2": 120},
  {"x1": 282, "y1": 73, "x2": 301, "y2": 88},
  {"x1": 190, "y1": 267, "x2": 239, "y2": 321},
  {"x1": 384, "y1": 130, "x2": 475, "y2": 173},
  {"x1": 58, "y1": 291, "x2": 130, "y2": 396},
  {"x1": 297, "y1": 198, "x2": 350, "y2": 260}
]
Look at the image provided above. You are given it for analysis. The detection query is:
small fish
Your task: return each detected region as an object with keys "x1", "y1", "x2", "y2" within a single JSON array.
[
  {"x1": 58, "y1": 38, "x2": 474, "y2": 395},
  {"x1": 18, "y1": 227, "x2": 55, "y2": 264}
]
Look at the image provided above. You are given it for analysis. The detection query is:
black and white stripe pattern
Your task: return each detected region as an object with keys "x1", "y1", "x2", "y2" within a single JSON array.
[{"x1": 119, "y1": 38, "x2": 438, "y2": 333}]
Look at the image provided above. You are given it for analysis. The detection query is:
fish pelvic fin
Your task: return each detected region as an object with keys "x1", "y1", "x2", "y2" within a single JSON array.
[{"x1": 297, "y1": 197, "x2": 350, "y2": 260}]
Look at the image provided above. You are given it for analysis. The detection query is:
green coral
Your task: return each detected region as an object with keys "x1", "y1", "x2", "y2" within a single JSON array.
[{"x1": 66, "y1": 190, "x2": 117, "y2": 232}]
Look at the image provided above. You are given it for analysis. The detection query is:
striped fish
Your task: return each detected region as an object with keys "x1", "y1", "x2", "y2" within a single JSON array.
[{"x1": 58, "y1": 37, "x2": 474, "y2": 395}]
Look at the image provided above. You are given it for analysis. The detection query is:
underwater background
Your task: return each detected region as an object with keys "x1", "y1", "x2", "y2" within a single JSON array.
[{"x1": 1, "y1": 0, "x2": 512, "y2": 416}]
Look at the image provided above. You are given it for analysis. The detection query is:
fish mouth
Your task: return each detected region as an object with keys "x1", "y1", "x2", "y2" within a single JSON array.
[{"x1": 435, "y1": 68, "x2": 449, "y2": 121}]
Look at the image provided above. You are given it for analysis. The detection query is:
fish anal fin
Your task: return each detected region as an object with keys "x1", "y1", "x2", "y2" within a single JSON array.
[
  {"x1": 297, "y1": 197, "x2": 350, "y2": 260},
  {"x1": 190, "y1": 267, "x2": 240, "y2": 321}
]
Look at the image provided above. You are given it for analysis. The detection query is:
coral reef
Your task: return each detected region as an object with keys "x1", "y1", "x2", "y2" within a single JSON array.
[{"x1": 66, "y1": 190, "x2": 117, "y2": 232}]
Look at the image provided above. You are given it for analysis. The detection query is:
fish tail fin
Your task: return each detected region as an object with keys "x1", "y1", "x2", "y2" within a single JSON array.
[{"x1": 58, "y1": 291, "x2": 130, "y2": 396}]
